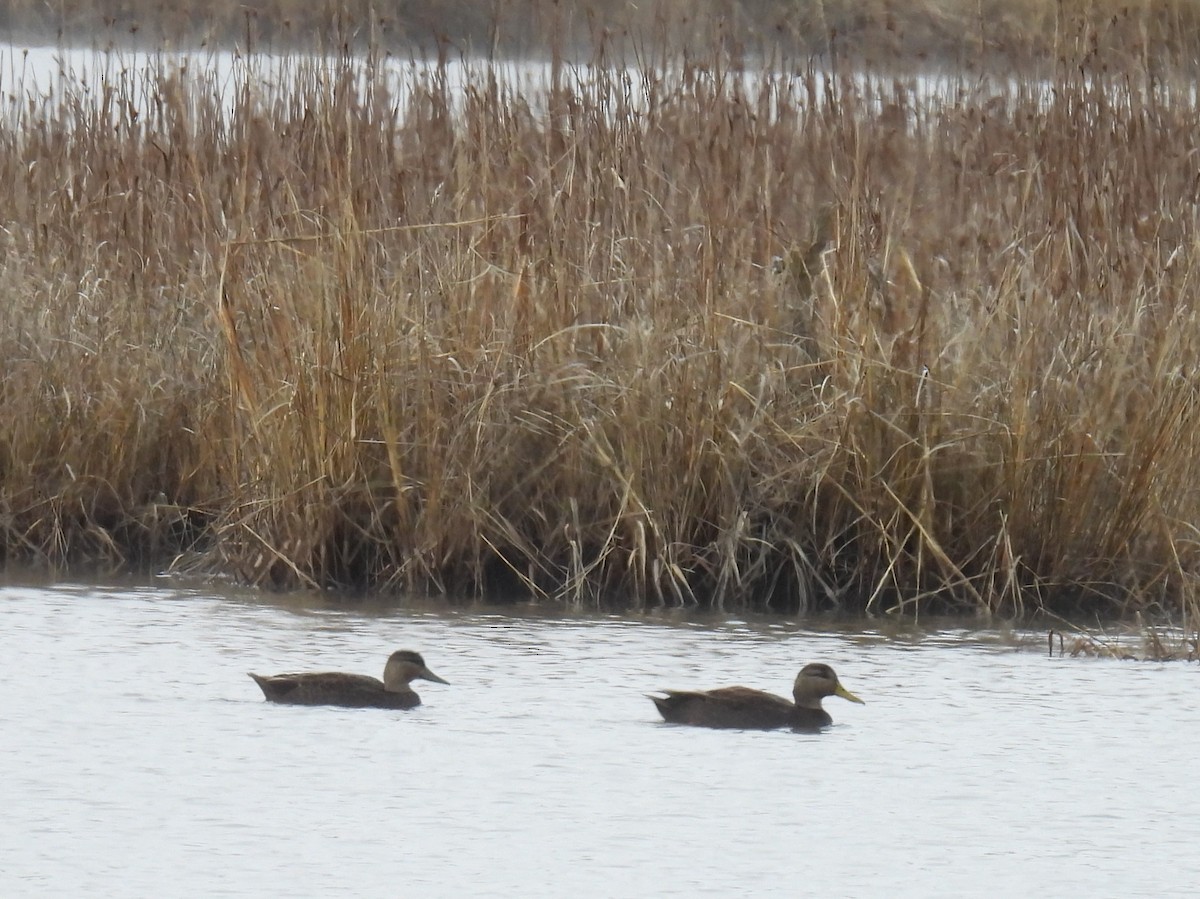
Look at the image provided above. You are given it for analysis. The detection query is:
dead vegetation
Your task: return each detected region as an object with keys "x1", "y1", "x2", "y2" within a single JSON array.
[
  {"x1": 1049, "y1": 621, "x2": 1200, "y2": 662},
  {"x1": 2, "y1": 17, "x2": 1200, "y2": 617}
]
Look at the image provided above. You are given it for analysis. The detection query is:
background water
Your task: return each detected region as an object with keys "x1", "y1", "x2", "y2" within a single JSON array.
[
  {"x1": 1, "y1": 581, "x2": 1197, "y2": 897},
  {"x1": 0, "y1": 43, "x2": 975, "y2": 127}
]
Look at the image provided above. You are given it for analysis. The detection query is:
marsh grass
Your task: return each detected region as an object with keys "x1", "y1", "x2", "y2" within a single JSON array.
[{"x1": 3, "y1": 22, "x2": 1200, "y2": 621}]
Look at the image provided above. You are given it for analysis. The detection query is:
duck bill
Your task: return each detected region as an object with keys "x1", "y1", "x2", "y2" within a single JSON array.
[
  {"x1": 834, "y1": 683, "x2": 865, "y2": 705},
  {"x1": 421, "y1": 668, "x2": 450, "y2": 685}
]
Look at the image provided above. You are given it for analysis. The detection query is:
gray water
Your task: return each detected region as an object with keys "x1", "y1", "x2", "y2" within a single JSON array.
[
  {"x1": 2, "y1": 582, "x2": 1197, "y2": 898},
  {"x1": 0, "y1": 44, "x2": 989, "y2": 128}
]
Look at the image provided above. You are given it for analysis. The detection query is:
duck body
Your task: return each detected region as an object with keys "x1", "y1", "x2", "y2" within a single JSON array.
[
  {"x1": 249, "y1": 649, "x2": 448, "y2": 710},
  {"x1": 248, "y1": 671, "x2": 422, "y2": 709},
  {"x1": 650, "y1": 662, "x2": 863, "y2": 731},
  {"x1": 650, "y1": 687, "x2": 833, "y2": 730}
]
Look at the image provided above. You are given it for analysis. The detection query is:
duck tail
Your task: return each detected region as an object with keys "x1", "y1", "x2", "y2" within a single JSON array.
[
  {"x1": 647, "y1": 693, "x2": 673, "y2": 719},
  {"x1": 247, "y1": 672, "x2": 271, "y2": 697}
]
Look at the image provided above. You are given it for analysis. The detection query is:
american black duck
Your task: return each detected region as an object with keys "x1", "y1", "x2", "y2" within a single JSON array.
[
  {"x1": 249, "y1": 649, "x2": 449, "y2": 709},
  {"x1": 650, "y1": 662, "x2": 863, "y2": 730}
]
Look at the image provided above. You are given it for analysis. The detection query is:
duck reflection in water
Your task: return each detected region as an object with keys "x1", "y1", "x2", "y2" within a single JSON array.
[
  {"x1": 249, "y1": 649, "x2": 449, "y2": 709},
  {"x1": 650, "y1": 662, "x2": 864, "y2": 730}
]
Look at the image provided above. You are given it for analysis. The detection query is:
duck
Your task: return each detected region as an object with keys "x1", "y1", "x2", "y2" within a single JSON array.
[
  {"x1": 649, "y1": 662, "x2": 863, "y2": 730},
  {"x1": 248, "y1": 649, "x2": 449, "y2": 709}
]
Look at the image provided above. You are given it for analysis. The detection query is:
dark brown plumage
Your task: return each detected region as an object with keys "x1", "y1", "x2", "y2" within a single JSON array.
[
  {"x1": 249, "y1": 649, "x2": 449, "y2": 709},
  {"x1": 650, "y1": 662, "x2": 864, "y2": 730}
]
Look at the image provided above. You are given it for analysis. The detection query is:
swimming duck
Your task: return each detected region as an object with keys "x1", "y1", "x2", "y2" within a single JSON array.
[
  {"x1": 248, "y1": 649, "x2": 449, "y2": 709},
  {"x1": 650, "y1": 662, "x2": 863, "y2": 730}
]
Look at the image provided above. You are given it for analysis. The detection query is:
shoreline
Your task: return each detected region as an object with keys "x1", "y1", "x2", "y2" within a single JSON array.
[{"x1": 1, "y1": 1, "x2": 1196, "y2": 73}]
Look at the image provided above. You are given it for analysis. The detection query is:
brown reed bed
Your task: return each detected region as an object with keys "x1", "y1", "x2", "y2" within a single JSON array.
[{"x1": 2, "y1": 29, "x2": 1200, "y2": 621}]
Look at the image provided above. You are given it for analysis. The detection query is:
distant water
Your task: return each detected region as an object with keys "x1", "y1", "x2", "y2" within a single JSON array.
[
  {"x1": 1, "y1": 581, "x2": 1197, "y2": 897},
  {"x1": 0, "y1": 45, "x2": 521, "y2": 134},
  {"x1": 0, "y1": 43, "x2": 990, "y2": 125}
]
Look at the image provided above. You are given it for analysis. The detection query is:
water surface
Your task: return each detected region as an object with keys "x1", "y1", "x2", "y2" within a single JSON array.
[{"x1": 2, "y1": 582, "x2": 1196, "y2": 897}]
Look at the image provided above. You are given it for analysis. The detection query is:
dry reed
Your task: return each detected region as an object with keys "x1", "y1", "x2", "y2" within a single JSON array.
[{"x1": 2, "y1": 17, "x2": 1200, "y2": 622}]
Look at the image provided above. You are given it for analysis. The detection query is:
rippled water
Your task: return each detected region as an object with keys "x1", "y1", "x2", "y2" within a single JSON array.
[{"x1": 2, "y1": 581, "x2": 1197, "y2": 897}]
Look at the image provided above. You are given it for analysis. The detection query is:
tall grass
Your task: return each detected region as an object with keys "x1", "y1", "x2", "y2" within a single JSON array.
[{"x1": 2, "y1": 27, "x2": 1200, "y2": 618}]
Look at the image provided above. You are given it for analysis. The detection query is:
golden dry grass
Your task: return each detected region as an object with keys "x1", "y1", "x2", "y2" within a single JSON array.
[{"x1": 2, "y1": 19, "x2": 1200, "y2": 621}]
